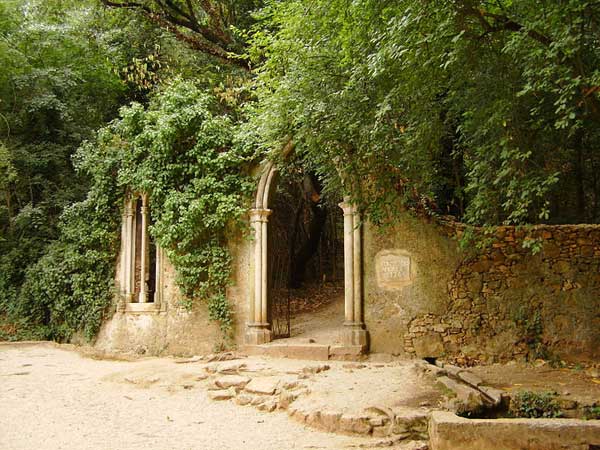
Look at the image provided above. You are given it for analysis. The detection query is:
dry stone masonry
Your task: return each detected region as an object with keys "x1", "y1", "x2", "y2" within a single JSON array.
[{"x1": 366, "y1": 218, "x2": 600, "y2": 364}]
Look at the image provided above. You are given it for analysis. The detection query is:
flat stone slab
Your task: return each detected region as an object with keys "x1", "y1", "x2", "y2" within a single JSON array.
[
  {"x1": 457, "y1": 371, "x2": 483, "y2": 387},
  {"x1": 244, "y1": 344, "x2": 331, "y2": 361},
  {"x1": 208, "y1": 388, "x2": 235, "y2": 401},
  {"x1": 244, "y1": 377, "x2": 280, "y2": 395},
  {"x1": 429, "y1": 411, "x2": 600, "y2": 450},
  {"x1": 214, "y1": 375, "x2": 251, "y2": 389}
]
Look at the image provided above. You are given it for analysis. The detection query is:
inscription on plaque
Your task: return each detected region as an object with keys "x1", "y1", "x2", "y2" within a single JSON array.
[{"x1": 375, "y1": 250, "x2": 412, "y2": 290}]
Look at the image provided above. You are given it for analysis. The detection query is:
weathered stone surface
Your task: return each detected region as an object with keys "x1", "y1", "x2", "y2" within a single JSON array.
[
  {"x1": 339, "y1": 414, "x2": 373, "y2": 435},
  {"x1": 244, "y1": 344, "x2": 330, "y2": 361},
  {"x1": 457, "y1": 371, "x2": 483, "y2": 387},
  {"x1": 478, "y1": 386, "x2": 504, "y2": 406},
  {"x1": 319, "y1": 410, "x2": 342, "y2": 432},
  {"x1": 214, "y1": 375, "x2": 250, "y2": 390},
  {"x1": 301, "y1": 364, "x2": 330, "y2": 375},
  {"x1": 392, "y1": 410, "x2": 429, "y2": 436},
  {"x1": 343, "y1": 363, "x2": 367, "y2": 370},
  {"x1": 288, "y1": 405, "x2": 310, "y2": 423},
  {"x1": 375, "y1": 249, "x2": 413, "y2": 289},
  {"x1": 437, "y1": 376, "x2": 484, "y2": 415},
  {"x1": 244, "y1": 377, "x2": 280, "y2": 395},
  {"x1": 371, "y1": 424, "x2": 393, "y2": 437},
  {"x1": 329, "y1": 345, "x2": 365, "y2": 360},
  {"x1": 216, "y1": 361, "x2": 246, "y2": 374},
  {"x1": 429, "y1": 411, "x2": 600, "y2": 450},
  {"x1": 278, "y1": 389, "x2": 299, "y2": 409},
  {"x1": 257, "y1": 398, "x2": 278, "y2": 412},
  {"x1": 250, "y1": 395, "x2": 266, "y2": 406},
  {"x1": 413, "y1": 334, "x2": 444, "y2": 359},
  {"x1": 234, "y1": 393, "x2": 252, "y2": 406},
  {"x1": 365, "y1": 216, "x2": 600, "y2": 363},
  {"x1": 208, "y1": 388, "x2": 235, "y2": 401}
]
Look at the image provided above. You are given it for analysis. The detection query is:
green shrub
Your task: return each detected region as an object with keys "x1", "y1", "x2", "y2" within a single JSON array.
[{"x1": 509, "y1": 391, "x2": 563, "y2": 418}]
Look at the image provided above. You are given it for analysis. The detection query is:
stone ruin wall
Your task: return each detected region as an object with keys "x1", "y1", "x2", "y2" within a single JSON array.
[{"x1": 365, "y1": 216, "x2": 600, "y2": 364}]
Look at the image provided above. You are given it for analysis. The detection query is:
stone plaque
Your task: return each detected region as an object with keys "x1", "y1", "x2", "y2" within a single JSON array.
[{"x1": 375, "y1": 250, "x2": 412, "y2": 290}]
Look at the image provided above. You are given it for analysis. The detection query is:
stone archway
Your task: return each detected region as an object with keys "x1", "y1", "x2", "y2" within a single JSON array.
[{"x1": 244, "y1": 158, "x2": 368, "y2": 351}]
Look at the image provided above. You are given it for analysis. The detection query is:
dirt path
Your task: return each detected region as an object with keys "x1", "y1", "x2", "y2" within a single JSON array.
[{"x1": 0, "y1": 343, "x2": 386, "y2": 450}]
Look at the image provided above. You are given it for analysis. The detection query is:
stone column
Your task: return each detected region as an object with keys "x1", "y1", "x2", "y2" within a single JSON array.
[
  {"x1": 154, "y1": 246, "x2": 163, "y2": 310},
  {"x1": 339, "y1": 198, "x2": 368, "y2": 349},
  {"x1": 125, "y1": 200, "x2": 135, "y2": 304},
  {"x1": 245, "y1": 208, "x2": 273, "y2": 345},
  {"x1": 118, "y1": 204, "x2": 130, "y2": 311},
  {"x1": 340, "y1": 200, "x2": 355, "y2": 323},
  {"x1": 138, "y1": 194, "x2": 149, "y2": 303}
]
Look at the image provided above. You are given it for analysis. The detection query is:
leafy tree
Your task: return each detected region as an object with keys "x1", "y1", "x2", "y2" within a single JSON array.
[
  {"x1": 99, "y1": 0, "x2": 263, "y2": 69},
  {"x1": 248, "y1": 0, "x2": 600, "y2": 225}
]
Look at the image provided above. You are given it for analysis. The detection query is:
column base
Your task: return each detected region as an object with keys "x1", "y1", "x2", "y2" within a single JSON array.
[
  {"x1": 245, "y1": 324, "x2": 273, "y2": 345},
  {"x1": 342, "y1": 323, "x2": 369, "y2": 350}
]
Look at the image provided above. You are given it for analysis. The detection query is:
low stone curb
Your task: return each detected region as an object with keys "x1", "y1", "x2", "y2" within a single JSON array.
[{"x1": 200, "y1": 359, "x2": 431, "y2": 444}]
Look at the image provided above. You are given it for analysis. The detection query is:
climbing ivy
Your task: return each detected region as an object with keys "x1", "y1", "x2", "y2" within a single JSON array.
[
  {"x1": 14, "y1": 79, "x2": 256, "y2": 340},
  {"x1": 108, "y1": 79, "x2": 255, "y2": 336}
]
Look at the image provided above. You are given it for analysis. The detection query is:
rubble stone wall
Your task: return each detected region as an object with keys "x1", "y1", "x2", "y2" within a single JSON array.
[{"x1": 364, "y1": 214, "x2": 600, "y2": 363}]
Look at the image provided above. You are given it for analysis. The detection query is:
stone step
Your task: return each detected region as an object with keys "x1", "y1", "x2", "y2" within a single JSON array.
[
  {"x1": 242, "y1": 343, "x2": 367, "y2": 361},
  {"x1": 242, "y1": 343, "x2": 331, "y2": 361}
]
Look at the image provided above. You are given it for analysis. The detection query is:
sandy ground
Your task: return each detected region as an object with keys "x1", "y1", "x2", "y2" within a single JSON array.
[
  {"x1": 277, "y1": 286, "x2": 345, "y2": 345},
  {"x1": 0, "y1": 342, "x2": 396, "y2": 450}
]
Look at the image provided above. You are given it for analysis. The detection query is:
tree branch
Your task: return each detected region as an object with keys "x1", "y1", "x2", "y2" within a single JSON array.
[{"x1": 100, "y1": 0, "x2": 249, "y2": 70}]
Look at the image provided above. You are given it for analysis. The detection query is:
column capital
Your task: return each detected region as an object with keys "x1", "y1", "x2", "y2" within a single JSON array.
[
  {"x1": 338, "y1": 200, "x2": 358, "y2": 216},
  {"x1": 250, "y1": 208, "x2": 272, "y2": 223}
]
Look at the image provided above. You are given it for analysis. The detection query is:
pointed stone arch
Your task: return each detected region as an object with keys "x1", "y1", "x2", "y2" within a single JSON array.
[{"x1": 245, "y1": 149, "x2": 368, "y2": 351}]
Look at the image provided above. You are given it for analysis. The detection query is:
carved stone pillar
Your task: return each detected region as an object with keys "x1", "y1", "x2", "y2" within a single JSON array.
[
  {"x1": 118, "y1": 203, "x2": 131, "y2": 311},
  {"x1": 138, "y1": 194, "x2": 149, "y2": 303},
  {"x1": 245, "y1": 208, "x2": 273, "y2": 345},
  {"x1": 154, "y1": 246, "x2": 163, "y2": 310},
  {"x1": 339, "y1": 198, "x2": 368, "y2": 349},
  {"x1": 125, "y1": 200, "x2": 135, "y2": 304}
]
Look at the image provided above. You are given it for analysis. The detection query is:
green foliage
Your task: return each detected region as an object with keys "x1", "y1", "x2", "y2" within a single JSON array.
[
  {"x1": 583, "y1": 405, "x2": 600, "y2": 420},
  {"x1": 92, "y1": 79, "x2": 254, "y2": 337},
  {"x1": 0, "y1": 0, "x2": 251, "y2": 340},
  {"x1": 248, "y1": 0, "x2": 600, "y2": 226},
  {"x1": 509, "y1": 391, "x2": 563, "y2": 418},
  {"x1": 10, "y1": 120, "x2": 123, "y2": 340},
  {"x1": 0, "y1": 0, "x2": 129, "y2": 334}
]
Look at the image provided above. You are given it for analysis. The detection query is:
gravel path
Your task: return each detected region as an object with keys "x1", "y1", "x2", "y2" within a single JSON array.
[{"x1": 0, "y1": 343, "x2": 376, "y2": 450}]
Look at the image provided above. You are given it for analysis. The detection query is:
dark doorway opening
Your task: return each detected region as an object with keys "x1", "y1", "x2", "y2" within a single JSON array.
[{"x1": 268, "y1": 168, "x2": 344, "y2": 342}]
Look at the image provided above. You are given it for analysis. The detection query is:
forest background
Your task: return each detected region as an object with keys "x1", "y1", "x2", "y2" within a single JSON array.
[{"x1": 1, "y1": 0, "x2": 599, "y2": 341}]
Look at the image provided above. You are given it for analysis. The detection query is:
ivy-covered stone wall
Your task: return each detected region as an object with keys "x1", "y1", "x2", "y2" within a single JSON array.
[{"x1": 365, "y1": 216, "x2": 600, "y2": 364}]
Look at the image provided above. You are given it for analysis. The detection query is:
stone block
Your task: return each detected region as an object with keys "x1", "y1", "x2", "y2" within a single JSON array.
[
  {"x1": 429, "y1": 411, "x2": 600, "y2": 450},
  {"x1": 479, "y1": 386, "x2": 504, "y2": 407},
  {"x1": 330, "y1": 345, "x2": 365, "y2": 360},
  {"x1": 244, "y1": 328, "x2": 272, "y2": 345},
  {"x1": 244, "y1": 377, "x2": 280, "y2": 395},
  {"x1": 339, "y1": 414, "x2": 373, "y2": 435},
  {"x1": 278, "y1": 390, "x2": 299, "y2": 409},
  {"x1": 216, "y1": 361, "x2": 247, "y2": 374},
  {"x1": 342, "y1": 327, "x2": 369, "y2": 348},
  {"x1": 319, "y1": 410, "x2": 342, "y2": 432},
  {"x1": 208, "y1": 388, "x2": 235, "y2": 401},
  {"x1": 234, "y1": 393, "x2": 253, "y2": 406},
  {"x1": 457, "y1": 371, "x2": 483, "y2": 387},
  {"x1": 214, "y1": 375, "x2": 250, "y2": 390},
  {"x1": 257, "y1": 398, "x2": 278, "y2": 412},
  {"x1": 413, "y1": 333, "x2": 444, "y2": 359}
]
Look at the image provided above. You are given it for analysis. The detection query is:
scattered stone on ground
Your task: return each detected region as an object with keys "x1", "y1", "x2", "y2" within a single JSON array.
[
  {"x1": 4, "y1": 341, "x2": 599, "y2": 450},
  {"x1": 1, "y1": 342, "x2": 427, "y2": 450}
]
